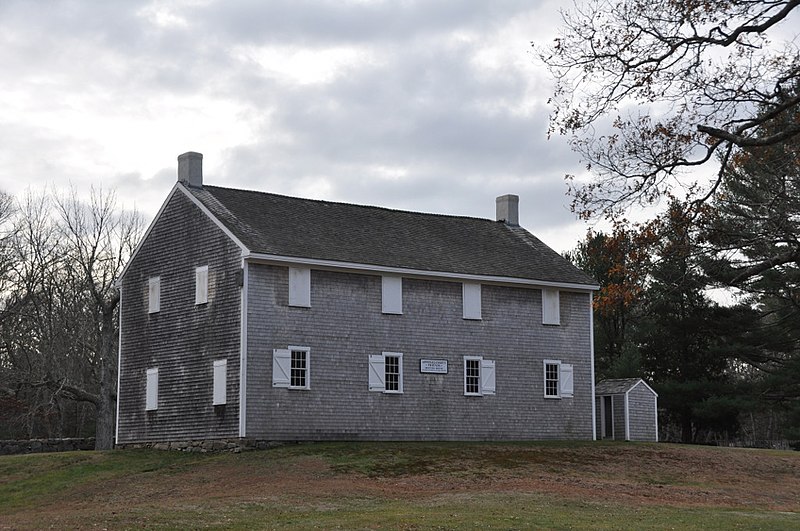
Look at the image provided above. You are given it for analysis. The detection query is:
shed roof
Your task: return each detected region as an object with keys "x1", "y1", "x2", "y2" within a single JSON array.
[
  {"x1": 596, "y1": 378, "x2": 656, "y2": 396},
  {"x1": 184, "y1": 185, "x2": 597, "y2": 287}
]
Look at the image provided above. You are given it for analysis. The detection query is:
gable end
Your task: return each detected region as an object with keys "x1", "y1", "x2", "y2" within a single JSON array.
[{"x1": 117, "y1": 184, "x2": 249, "y2": 284}]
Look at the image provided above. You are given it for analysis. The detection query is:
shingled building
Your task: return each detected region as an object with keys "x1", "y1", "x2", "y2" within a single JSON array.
[{"x1": 115, "y1": 152, "x2": 599, "y2": 448}]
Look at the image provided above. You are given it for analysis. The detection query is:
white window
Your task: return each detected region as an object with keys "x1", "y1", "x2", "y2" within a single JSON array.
[
  {"x1": 369, "y1": 352, "x2": 403, "y2": 393},
  {"x1": 148, "y1": 277, "x2": 161, "y2": 314},
  {"x1": 273, "y1": 346, "x2": 310, "y2": 389},
  {"x1": 542, "y1": 288, "x2": 560, "y2": 325},
  {"x1": 463, "y1": 356, "x2": 495, "y2": 396},
  {"x1": 289, "y1": 267, "x2": 311, "y2": 307},
  {"x1": 213, "y1": 359, "x2": 227, "y2": 405},
  {"x1": 195, "y1": 265, "x2": 209, "y2": 305},
  {"x1": 544, "y1": 359, "x2": 574, "y2": 398},
  {"x1": 145, "y1": 368, "x2": 158, "y2": 411},
  {"x1": 382, "y1": 276, "x2": 403, "y2": 314},
  {"x1": 462, "y1": 282, "x2": 482, "y2": 320}
]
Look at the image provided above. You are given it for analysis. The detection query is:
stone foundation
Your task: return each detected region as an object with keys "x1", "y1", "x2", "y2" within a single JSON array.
[
  {"x1": 115, "y1": 438, "x2": 286, "y2": 453},
  {"x1": 0, "y1": 438, "x2": 96, "y2": 455}
]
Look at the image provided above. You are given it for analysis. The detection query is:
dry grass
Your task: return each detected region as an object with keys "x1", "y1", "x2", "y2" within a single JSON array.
[{"x1": 1, "y1": 441, "x2": 798, "y2": 529}]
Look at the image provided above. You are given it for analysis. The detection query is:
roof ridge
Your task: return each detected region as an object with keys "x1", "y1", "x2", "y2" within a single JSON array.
[
  {"x1": 188, "y1": 184, "x2": 598, "y2": 287},
  {"x1": 203, "y1": 184, "x2": 499, "y2": 224}
]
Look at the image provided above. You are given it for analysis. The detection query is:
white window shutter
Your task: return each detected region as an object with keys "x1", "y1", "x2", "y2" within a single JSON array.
[
  {"x1": 289, "y1": 267, "x2": 311, "y2": 307},
  {"x1": 272, "y1": 349, "x2": 291, "y2": 387},
  {"x1": 368, "y1": 354, "x2": 386, "y2": 391},
  {"x1": 213, "y1": 359, "x2": 227, "y2": 405},
  {"x1": 561, "y1": 363, "x2": 574, "y2": 398},
  {"x1": 480, "y1": 359, "x2": 496, "y2": 395},
  {"x1": 148, "y1": 277, "x2": 160, "y2": 313},
  {"x1": 195, "y1": 266, "x2": 209, "y2": 305},
  {"x1": 542, "y1": 288, "x2": 560, "y2": 325},
  {"x1": 145, "y1": 368, "x2": 158, "y2": 410},
  {"x1": 381, "y1": 276, "x2": 403, "y2": 314},
  {"x1": 462, "y1": 282, "x2": 482, "y2": 320}
]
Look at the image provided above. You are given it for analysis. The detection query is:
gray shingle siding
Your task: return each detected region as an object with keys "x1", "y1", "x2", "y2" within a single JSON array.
[
  {"x1": 611, "y1": 395, "x2": 626, "y2": 440},
  {"x1": 244, "y1": 265, "x2": 593, "y2": 440},
  {"x1": 627, "y1": 384, "x2": 658, "y2": 442},
  {"x1": 595, "y1": 379, "x2": 658, "y2": 442},
  {"x1": 117, "y1": 190, "x2": 242, "y2": 443},
  {"x1": 117, "y1": 176, "x2": 598, "y2": 444}
]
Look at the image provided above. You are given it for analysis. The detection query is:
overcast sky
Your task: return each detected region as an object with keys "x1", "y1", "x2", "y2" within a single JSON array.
[{"x1": 0, "y1": 0, "x2": 592, "y2": 252}]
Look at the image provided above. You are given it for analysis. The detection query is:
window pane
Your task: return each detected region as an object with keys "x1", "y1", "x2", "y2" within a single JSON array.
[
  {"x1": 545, "y1": 362, "x2": 559, "y2": 396},
  {"x1": 385, "y1": 355, "x2": 400, "y2": 391},
  {"x1": 465, "y1": 359, "x2": 480, "y2": 394},
  {"x1": 291, "y1": 350, "x2": 307, "y2": 388}
]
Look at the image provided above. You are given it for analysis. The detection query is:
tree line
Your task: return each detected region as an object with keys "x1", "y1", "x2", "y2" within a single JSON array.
[
  {"x1": 548, "y1": 0, "x2": 800, "y2": 445},
  {"x1": 0, "y1": 189, "x2": 142, "y2": 449},
  {"x1": 4, "y1": 0, "x2": 798, "y2": 450}
]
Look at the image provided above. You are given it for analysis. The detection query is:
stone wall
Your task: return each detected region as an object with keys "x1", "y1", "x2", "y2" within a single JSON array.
[
  {"x1": 0, "y1": 438, "x2": 95, "y2": 455},
  {"x1": 115, "y1": 438, "x2": 283, "y2": 452}
]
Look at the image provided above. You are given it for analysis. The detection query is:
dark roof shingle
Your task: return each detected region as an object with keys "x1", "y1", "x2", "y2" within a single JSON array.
[
  {"x1": 188, "y1": 185, "x2": 597, "y2": 287},
  {"x1": 595, "y1": 378, "x2": 653, "y2": 395}
]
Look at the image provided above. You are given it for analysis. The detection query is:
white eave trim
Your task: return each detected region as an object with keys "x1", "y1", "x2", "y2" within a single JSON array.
[
  {"x1": 175, "y1": 184, "x2": 248, "y2": 253},
  {"x1": 244, "y1": 252, "x2": 599, "y2": 292},
  {"x1": 114, "y1": 182, "x2": 598, "y2": 292},
  {"x1": 630, "y1": 378, "x2": 659, "y2": 398},
  {"x1": 114, "y1": 183, "x2": 250, "y2": 286}
]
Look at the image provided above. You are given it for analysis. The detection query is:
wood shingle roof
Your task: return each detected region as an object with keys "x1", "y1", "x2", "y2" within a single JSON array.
[
  {"x1": 596, "y1": 378, "x2": 657, "y2": 396},
  {"x1": 186, "y1": 184, "x2": 598, "y2": 287}
]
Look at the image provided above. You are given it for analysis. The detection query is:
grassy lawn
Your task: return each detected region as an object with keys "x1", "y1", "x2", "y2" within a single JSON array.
[{"x1": 1, "y1": 441, "x2": 798, "y2": 529}]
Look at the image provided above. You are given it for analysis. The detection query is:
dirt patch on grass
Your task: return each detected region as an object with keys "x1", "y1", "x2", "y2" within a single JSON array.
[
  {"x1": 3, "y1": 442, "x2": 799, "y2": 528},
  {"x1": 76, "y1": 443, "x2": 800, "y2": 509}
]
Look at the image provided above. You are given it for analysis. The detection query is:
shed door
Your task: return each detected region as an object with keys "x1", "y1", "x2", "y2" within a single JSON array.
[{"x1": 603, "y1": 396, "x2": 613, "y2": 439}]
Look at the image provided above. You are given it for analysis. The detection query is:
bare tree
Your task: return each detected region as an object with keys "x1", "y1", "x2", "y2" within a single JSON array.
[
  {"x1": 0, "y1": 188, "x2": 142, "y2": 448},
  {"x1": 0, "y1": 192, "x2": 65, "y2": 438},
  {"x1": 538, "y1": 0, "x2": 800, "y2": 219},
  {"x1": 54, "y1": 188, "x2": 143, "y2": 449}
]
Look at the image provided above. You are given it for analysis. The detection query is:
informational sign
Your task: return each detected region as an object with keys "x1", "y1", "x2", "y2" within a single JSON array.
[{"x1": 420, "y1": 359, "x2": 448, "y2": 374}]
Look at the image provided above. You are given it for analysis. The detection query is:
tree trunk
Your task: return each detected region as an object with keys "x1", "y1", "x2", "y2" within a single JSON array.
[
  {"x1": 681, "y1": 413, "x2": 693, "y2": 444},
  {"x1": 94, "y1": 308, "x2": 117, "y2": 450}
]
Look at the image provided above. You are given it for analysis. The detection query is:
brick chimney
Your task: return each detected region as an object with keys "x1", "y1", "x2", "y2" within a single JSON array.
[
  {"x1": 178, "y1": 152, "x2": 203, "y2": 188},
  {"x1": 496, "y1": 194, "x2": 519, "y2": 226}
]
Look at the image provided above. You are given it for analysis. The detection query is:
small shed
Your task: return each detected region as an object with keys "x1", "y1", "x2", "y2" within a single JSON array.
[{"x1": 595, "y1": 378, "x2": 658, "y2": 442}]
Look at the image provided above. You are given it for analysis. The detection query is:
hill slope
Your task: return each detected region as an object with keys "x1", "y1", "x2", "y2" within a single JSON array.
[{"x1": 1, "y1": 441, "x2": 799, "y2": 529}]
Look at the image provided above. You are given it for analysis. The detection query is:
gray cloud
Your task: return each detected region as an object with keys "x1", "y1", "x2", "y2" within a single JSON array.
[
  {"x1": 0, "y1": 0, "x2": 587, "y2": 251},
  {"x1": 197, "y1": 0, "x2": 536, "y2": 46}
]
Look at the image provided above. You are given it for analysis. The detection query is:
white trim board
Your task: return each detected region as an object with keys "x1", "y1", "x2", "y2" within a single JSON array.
[
  {"x1": 624, "y1": 392, "x2": 631, "y2": 441},
  {"x1": 114, "y1": 288, "x2": 123, "y2": 444},
  {"x1": 176, "y1": 184, "x2": 248, "y2": 252},
  {"x1": 116, "y1": 183, "x2": 598, "y2": 292},
  {"x1": 116, "y1": 184, "x2": 181, "y2": 285},
  {"x1": 589, "y1": 292, "x2": 596, "y2": 441},
  {"x1": 238, "y1": 260, "x2": 249, "y2": 437},
  {"x1": 244, "y1": 253, "x2": 599, "y2": 292},
  {"x1": 630, "y1": 378, "x2": 659, "y2": 397},
  {"x1": 116, "y1": 183, "x2": 250, "y2": 285}
]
